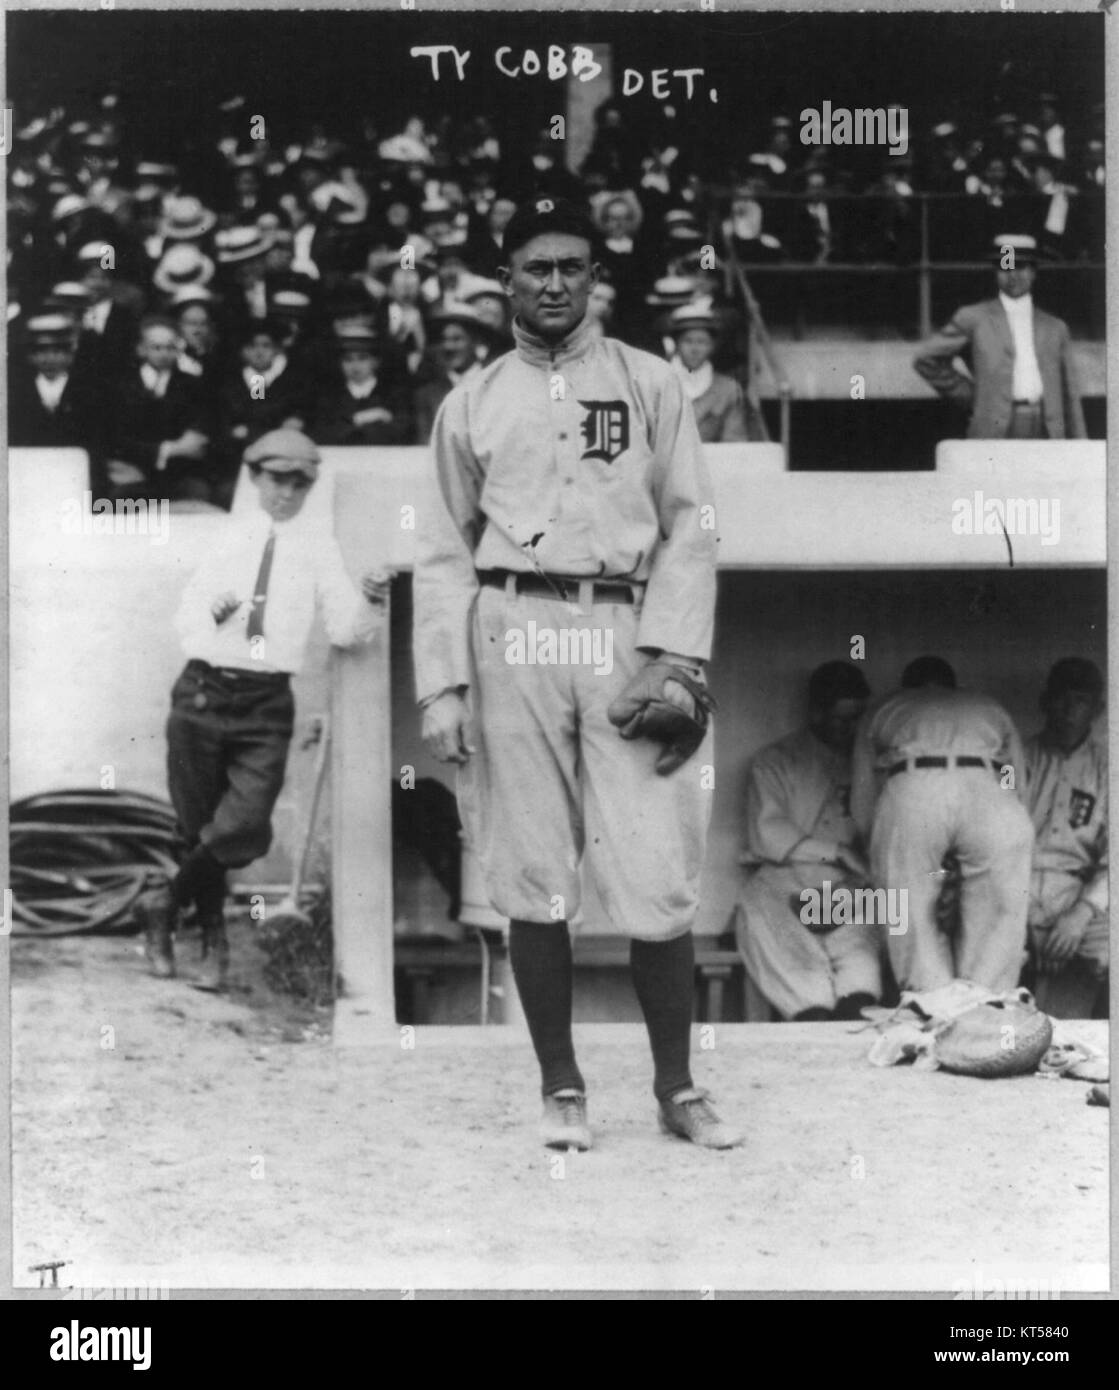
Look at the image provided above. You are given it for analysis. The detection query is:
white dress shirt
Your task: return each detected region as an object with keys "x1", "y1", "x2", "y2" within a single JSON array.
[
  {"x1": 140, "y1": 363, "x2": 171, "y2": 397},
  {"x1": 241, "y1": 353, "x2": 288, "y2": 391},
  {"x1": 998, "y1": 292, "x2": 1044, "y2": 403},
  {"x1": 35, "y1": 373, "x2": 69, "y2": 412},
  {"x1": 175, "y1": 508, "x2": 382, "y2": 674},
  {"x1": 83, "y1": 298, "x2": 112, "y2": 335}
]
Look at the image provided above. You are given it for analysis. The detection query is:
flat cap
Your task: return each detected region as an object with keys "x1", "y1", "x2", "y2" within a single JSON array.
[{"x1": 243, "y1": 428, "x2": 321, "y2": 477}]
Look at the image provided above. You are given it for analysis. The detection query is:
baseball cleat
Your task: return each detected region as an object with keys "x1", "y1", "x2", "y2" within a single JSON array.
[
  {"x1": 540, "y1": 1089, "x2": 592, "y2": 1151},
  {"x1": 657, "y1": 1088, "x2": 744, "y2": 1149}
]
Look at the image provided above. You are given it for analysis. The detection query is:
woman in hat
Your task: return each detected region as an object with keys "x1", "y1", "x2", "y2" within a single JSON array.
[
  {"x1": 591, "y1": 189, "x2": 655, "y2": 343},
  {"x1": 666, "y1": 302, "x2": 764, "y2": 444}
]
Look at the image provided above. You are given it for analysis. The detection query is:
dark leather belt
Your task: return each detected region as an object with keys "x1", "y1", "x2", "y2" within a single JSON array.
[
  {"x1": 477, "y1": 569, "x2": 640, "y2": 605},
  {"x1": 888, "y1": 755, "x2": 1000, "y2": 777},
  {"x1": 186, "y1": 658, "x2": 290, "y2": 688}
]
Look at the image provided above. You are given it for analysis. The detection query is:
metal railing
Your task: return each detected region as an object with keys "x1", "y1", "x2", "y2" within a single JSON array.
[{"x1": 703, "y1": 188, "x2": 1104, "y2": 339}]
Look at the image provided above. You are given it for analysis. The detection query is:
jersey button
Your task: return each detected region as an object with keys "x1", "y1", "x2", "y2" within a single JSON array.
[{"x1": 559, "y1": 432, "x2": 568, "y2": 441}]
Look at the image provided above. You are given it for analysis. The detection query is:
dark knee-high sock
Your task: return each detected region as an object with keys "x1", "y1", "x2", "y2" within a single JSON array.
[
  {"x1": 508, "y1": 920, "x2": 585, "y2": 1097},
  {"x1": 631, "y1": 932, "x2": 695, "y2": 1103},
  {"x1": 173, "y1": 844, "x2": 227, "y2": 916}
]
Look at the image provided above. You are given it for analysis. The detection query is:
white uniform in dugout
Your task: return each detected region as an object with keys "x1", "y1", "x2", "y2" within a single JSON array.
[
  {"x1": 851, "y1": 683, "x2": 1034, "y2": 992},
  {"x1": 414, "y1": 310, "x2": 717, "y2": 939},
  {"x1": 1024, "y1": 731, "x2": 1108, "y2": 1008},
  {"x1": 737, "y1": 728, "x2": 882, "y2": 1018}
]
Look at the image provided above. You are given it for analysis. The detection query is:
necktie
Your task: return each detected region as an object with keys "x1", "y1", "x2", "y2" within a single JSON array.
[{"x1": 247, "y1": 530, "x2": 276, "y2": 640}]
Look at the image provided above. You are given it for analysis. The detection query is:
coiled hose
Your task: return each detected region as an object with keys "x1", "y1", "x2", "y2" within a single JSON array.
[{"x1": 9, "y1": 789, "x2": 183, "y2": 936}]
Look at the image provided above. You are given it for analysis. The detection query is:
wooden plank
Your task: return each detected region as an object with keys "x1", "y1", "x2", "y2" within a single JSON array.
[{"x1": 330, "y1": 471, "x2": 396, "y2": 1042}]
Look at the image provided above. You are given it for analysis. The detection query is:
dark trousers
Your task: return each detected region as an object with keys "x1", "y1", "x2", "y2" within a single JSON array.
[
  {"x1": 1006, "y1": 402, "x2": 1048, "y2": 440},
  {"x1": 167, "y1": 659, "x2": 294, "y2": 869}
]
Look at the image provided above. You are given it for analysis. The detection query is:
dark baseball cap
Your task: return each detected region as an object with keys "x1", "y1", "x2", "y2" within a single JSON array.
[
  {"x1": 1044, "y1": 657, "x2": 1103, "y2": 699},
  {"x1": 501, "y1": 196, "x2": 600, "y2": 262},
  {"x1": 807, "y1": 661, "x2": 871, "y2": 710}
]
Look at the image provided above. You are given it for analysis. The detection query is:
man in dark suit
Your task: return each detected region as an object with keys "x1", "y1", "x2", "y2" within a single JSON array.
[
  {"x1": 312, "y1": 323, "x2": 413, "y2": 446},
  {"x1": 913, "y1": 234, "x2": 1086, "y2": 440},
  {"x1": 73, "y1": 242, "x2": 143, "y2": 383},
  {"x1": 412, "y1": 304, "x2": 492, "y2": 443},
  {"x1": 106, "y1": 316, "x2": 216, "y2": 502},
  {"x1": 9, "y1": 312, "x2": 105, "y2": 453}
]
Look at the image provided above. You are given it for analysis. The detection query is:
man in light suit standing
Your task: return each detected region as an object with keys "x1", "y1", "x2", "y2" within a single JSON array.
[{"x1": 913, "y1": 234, "x2": 1085, "y2": 440}]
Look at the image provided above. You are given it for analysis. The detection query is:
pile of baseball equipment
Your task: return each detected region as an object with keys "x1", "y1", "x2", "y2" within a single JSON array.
[{"x1": 858, "y1": 980, "x2": 1108, "y2": 1105}]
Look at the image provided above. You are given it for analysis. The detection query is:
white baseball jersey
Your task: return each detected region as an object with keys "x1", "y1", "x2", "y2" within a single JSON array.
[{"x1": 413, "y1": 312, "x2": 717, "y2": 704}]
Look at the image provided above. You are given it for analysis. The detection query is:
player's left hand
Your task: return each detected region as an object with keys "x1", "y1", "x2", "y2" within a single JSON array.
[
  {"x1": 1037, "y1": 902, "x2": 1093, "y2": 972},
  {"x1": 361, "y1": 567, "x2": 395, "y2": 605}
]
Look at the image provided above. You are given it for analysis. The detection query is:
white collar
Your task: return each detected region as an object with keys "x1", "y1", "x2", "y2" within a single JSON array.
[
  {"x1": 140, "y1": 362, "x2": 171, "y2": 394},
  {"x1": 243, "y1": 353, "x2": 288, "y2": 389},
  {"x1": 36, "y1": 372, "x2": 69, "y2": 405},
  {"x1": 999, "y1": 292, "x2": 1033, "y2": 317},
  {"x1": 671, "y1": 356, "x2": 714, "y2": 400}
]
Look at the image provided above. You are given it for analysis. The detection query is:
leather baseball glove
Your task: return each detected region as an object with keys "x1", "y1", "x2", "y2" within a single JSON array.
[
  {"x1": 934, "y1": 992, "x2": 1054, "y2": 1078},
  {"x1": 865, "y1": 984, "x2": 1053, "y2": 1078},
  {"x1": 607, "y1": 659, "x2": 716, "y2": 776}
]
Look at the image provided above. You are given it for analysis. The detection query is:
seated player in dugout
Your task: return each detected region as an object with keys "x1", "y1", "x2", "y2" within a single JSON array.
[
  {"x1": 1023, "y1": 658, "x2": 1108, "y2": 1019},
  {"x1": 141, "y1": 429, "x2": 391, "y2": 991},
  {"x1": 851, "y1": 656, "x2": 1035, "y2": 996},
  {"x1": 735, "y1": 662, "x2": 883, "y2": 1021}
]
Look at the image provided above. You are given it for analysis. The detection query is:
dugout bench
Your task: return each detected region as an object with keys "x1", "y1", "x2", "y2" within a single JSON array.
[{"x1": 394, "y1": 932, "x2": 745, "y2": 1026}]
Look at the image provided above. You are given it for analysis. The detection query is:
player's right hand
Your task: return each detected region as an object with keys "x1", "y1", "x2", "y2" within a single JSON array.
[
  {"x1": 211, "y1": 592, "x2": 241, "y2": 624},
  {"x1": 422, "y1": 691, "x2": 475, "y2": 764}
]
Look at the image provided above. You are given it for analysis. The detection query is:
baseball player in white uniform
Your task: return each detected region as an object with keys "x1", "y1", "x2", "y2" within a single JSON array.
[
  {"x1": 1024, "y1": 658, "x2": 1108, "y2": 1018},
  {"x1": 414, "y1": 196, "x2": 742, "y2": 1150},
  {"x1": 736, "y1": 662, "x2": 883, "y2": 1020},
  {"x1": 851, "y1": 656, "x2": 1034, "y2": 993}
]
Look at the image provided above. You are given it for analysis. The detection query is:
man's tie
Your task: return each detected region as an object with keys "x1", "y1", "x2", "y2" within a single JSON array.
[{"x1": 246, "y1": 530, "x2": 276, "y2": 640}]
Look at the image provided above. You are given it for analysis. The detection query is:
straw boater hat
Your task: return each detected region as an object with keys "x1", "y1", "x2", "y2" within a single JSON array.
[
  {"x1": 24, "y1": 312, "x2": 78, "y2": 344},
  {"x1": 333, "y1": 322, "x2": 382, "y2": 352},
  {"x1": 989, "y1": 232, "x2": 1039, "y2": 266},
  {"x1": 45, "y1": 282, "x2": 94, "y2": 314},
  {"x1": 75, "y1": 240, "x2": 113, "y2": 266},
  {"x1": 214, "y1": 224, "x2": 275, "y2": 265},
  {"x1": 153, "y1": 243, "x2": 217, "y2": 296},
  {"x1": 645, "y1": 274, "x2": 699, "y2": 307},
  {"x1": 170, "y1": 285, "x2": 218, "y2": 312},
  {"x1": 51, "y1": 193, "x2": 90, "y2": 223},
  {"x1": 161, "y1": 195, "x2": 217, "y2": 242},
  {"x1": 666, "y1": 300, "x2": 722, "y2": 338}
]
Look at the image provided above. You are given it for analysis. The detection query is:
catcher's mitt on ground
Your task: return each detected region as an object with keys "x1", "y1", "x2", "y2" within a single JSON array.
[
  {"x1": 863, "y1": 981, "x2": 1054, "y2": 1078},
  {"x1": 607, "y1": 660, "x2": 716, "y2": 775}
]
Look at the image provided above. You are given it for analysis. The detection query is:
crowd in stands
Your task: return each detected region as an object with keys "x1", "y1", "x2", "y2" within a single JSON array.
[{"x1": 7, "y1": 89, "x2": 1105, "y2": 505}]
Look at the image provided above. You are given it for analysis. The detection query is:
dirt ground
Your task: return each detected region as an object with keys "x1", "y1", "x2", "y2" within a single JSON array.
[{"x1": 10, "y1": 926, "x2": 1110, "y2": 1294}]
